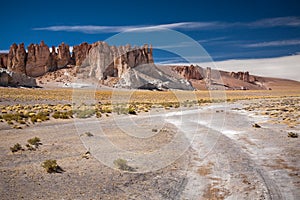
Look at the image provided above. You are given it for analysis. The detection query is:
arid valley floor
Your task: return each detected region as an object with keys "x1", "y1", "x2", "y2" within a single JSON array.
[{"x1": 0, "y1": 87, "x2": 299, "y2": 199}]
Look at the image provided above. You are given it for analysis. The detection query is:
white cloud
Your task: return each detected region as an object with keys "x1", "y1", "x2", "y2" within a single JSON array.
[
  {"x1": 243, "y1": 39, "x2": 300, "y2": 47},
  {"x1": 49, "y1": 46, "x2": 73, "y2": 53},
  {"x1": 200, "y1": 55, "x2": 300, "y2": 81},
  {"x1": 161, "y1": 55, "x2": 300, "y2": 81},
  {"x1": 33, "y1": 22, "x2": 224, "y2": 34},
  {"x1": 248, "y1": 16, "x2": 300, "y2": 28},
  {"x1": 0, "y1": 50, "x2": 9, "y2": 53},
  {"x1": 197, "y1": 37, "x2": 228, "y2": 43},
  {"x1": 33, "y1": 17, "x2": 300, "y2": 34}
]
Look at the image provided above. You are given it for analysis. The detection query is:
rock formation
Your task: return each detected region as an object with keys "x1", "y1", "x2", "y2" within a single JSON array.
[
  {"x1": 0, "y1": 68, "x2": 36, "y2": 87},
  {"x1": 26, "y1": 41, "x2": 53, "y2": 77},
  {"x1": 77, "y1": 42, "x2": 154, "y2": 80},
  {"x1": 7, "y1": 43, "x2": 26, "y2": 74},
  {"x1": 72, "y1": 42, "x2": 91, "y2": 66},
  {"x1": 172, "y1": 65, "x2": 203, "y2": 80},
  {"x1": 1, "y1": 41, "x2": 75, "y2": 77},
  {"x1": 206, "y1": 67, "x2": 212, "y2": 85},
  {"x1": 57, "y1": 42, "x2": 71, "y2": 68},
  {"x1": 230, "y1": 71, "x2": 251, "y2": 82},
  {"x1": 0, "y1": 53, "x2": 8, "y2": 68}
]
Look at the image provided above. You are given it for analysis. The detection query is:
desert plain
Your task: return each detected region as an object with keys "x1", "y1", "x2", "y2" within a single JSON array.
[{"x1": 0, "y1": 84, "x2": 299, "y2": 200}]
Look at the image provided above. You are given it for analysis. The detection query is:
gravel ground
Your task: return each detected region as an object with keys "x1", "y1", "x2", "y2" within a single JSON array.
[{"x1": 0, "y1": 98, "x2": 299, "y2": 199}]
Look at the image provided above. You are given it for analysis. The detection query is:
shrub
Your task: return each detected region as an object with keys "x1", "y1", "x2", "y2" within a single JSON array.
[
  {"x1": 42, "y1": 159, "x2": 63, "y2": 173},
  {"x1": 26, "y1": 143, "x2": 36, "y2": 151},
  {"x1": 113, "y1": 158, "x2": 135, "y2": 172},
  {"x1": 128, "y1": 106, "x2": 137, "y2": 115},
  {"x1": 27, "y1": 137, "x2": 41, "y2": 147},
  {"x1": 13, "y1": 125, "x2": 22, "y2": 129},
  {"x1": 96, "y1": 111, "x2": 102, "y2": 118},
  {"x1": 10, "y1": 143, "x2": 23, "y2": 153},
  {"x1": 84, "y1": 132, "x2": 93, "y2": 137},
  {"x1": 252, "y1": 123, "x2": 261, "y2": 128},
  {"x1": 288, "y1": 132, "x2": 298, "y2": 138},
  {"x1": 75, "y1": 109, "x2": 95, "y2": 118},
  {"x1": 7, "y1": 120, "x2": 14, "y2": 125},
  {"x1": 52, "y1": 111, "x2": 72, "y2": 119},
  {"x1": 36, "y1": 112, "x2": 50, "y2": 121}
]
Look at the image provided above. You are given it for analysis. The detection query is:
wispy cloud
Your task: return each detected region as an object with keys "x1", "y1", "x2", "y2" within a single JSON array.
[
  {"x1": 33, "y1": 16, "x2": 300, "y2": 34},
  {"x1": 197, "y1": 37, "x2": 228, "y2": 43},
  {"x1": 33, "y1": 22, "x2": 225, "y2": 34},
  {"x1": 248, "y1": 16, "x2": 300, "y2": 28},
  {"x1": 243, "y1": 39, "x2": 300, "y2": 47}
]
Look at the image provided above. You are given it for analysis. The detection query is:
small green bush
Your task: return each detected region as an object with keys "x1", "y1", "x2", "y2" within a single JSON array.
[
  {"x1": 42, "y1": 159, "x2": 62, "y2": 173},
  {"x1": 10, "y1": 143, "x2": 23, "y2": 153},
  {"x1": 113, "y1": 158, "x2": 135, "y2": 172}
]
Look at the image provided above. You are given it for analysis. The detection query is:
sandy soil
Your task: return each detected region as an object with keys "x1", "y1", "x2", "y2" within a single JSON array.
[{"x1": 0, "y1": 98, "x2": 299, "y2": 199}]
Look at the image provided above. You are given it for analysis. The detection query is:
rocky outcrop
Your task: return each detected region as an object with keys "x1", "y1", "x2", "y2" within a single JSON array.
[
  {"x1": 114, "y1": 63, "x2": 194, "y2": 90},
  {"x1": 0, "y1": 68, "x2": 36, "y2": 87},
  {"x1": 7, "y1": 43, "x2": 26, "y2": 74},
  {"x1": 26, "y1": 41, "x2": 53, "y2": 77},
  {"x1": 172, "y1": 65, "x2": 203, "y2": 80},
  {"x1": 2, "y1": 41, "x2": 154, "y2": 80},
  {"x1": 72, "y1": 42, "x2": 91, "y2": 66},
  {"x1": 230, "y1": 71, "x2": 251, "y2": 82},
  {"x1": 206, "y1": 67, "x2": 212, "y2": 85},
  {"x1": 3, "y1": 41, "x2": 74, "y2": 77},
  {"x1": 77, "y1": 42, "x2": 154, "y2": 80},
  {"x1": 57, "y1": 42, "x2": 71, "y2": 68},
  {"x1": 0, "y1": 53, "x2": 8, "y2": 68}
]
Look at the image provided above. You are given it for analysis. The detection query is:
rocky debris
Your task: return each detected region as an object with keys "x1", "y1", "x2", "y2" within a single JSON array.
[
  {"x1": 171, "y1": 65, "x2": 204, "y2": 80},
  {"x1": 7, "y1": 43, "x2": 26, "y2": 74},
  {"x1": 0, "y1": 68, "x2": 37, "y2": 87}
]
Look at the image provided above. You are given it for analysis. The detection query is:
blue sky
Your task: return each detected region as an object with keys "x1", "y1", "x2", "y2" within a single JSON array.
[{"x1": 1, "y1": 0, "x2": 300, "y2": 62}]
